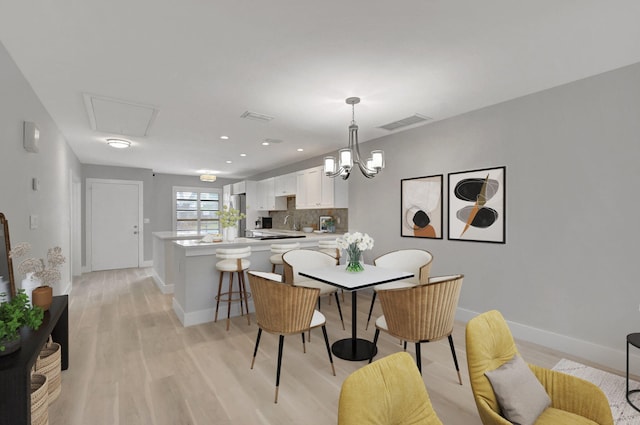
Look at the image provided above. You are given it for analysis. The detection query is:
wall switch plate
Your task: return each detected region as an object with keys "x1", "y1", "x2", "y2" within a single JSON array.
[
  {"x1": 29, "y1": 214, "x2": 39, "y2": 229},
  {"x1": 23, "y1": 121, "x2": 40, "y2": 153}
]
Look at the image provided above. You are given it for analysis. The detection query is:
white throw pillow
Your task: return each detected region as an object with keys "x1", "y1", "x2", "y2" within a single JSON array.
[{"x1": 484, "y1": 354, "x2": 551, "y2": 425}]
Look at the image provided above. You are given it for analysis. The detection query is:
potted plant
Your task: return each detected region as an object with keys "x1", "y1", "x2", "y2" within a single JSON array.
[
  {"x1": 217, "y1": 205, "x2": 246, "y2": 242},
  {"x1": 9, "y1": 243, "x2": 66, "y2": 311},
  {"x1": 0, "y1": 289, "x2": 43, "y2": 354}
]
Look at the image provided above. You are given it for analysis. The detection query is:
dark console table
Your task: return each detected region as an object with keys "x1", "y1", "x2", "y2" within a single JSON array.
[{"x1": 0, "y1": 295, "x2": 69, "y2": 425}]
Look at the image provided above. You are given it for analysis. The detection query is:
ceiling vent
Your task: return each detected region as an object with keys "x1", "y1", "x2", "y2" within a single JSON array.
[
  {"x1": 241, "y1": 110, "x2": 275, "y2": 122},
  {"x1": 264, "y1": 138, "x2": 283, "y2": 144},
  {"x1": 83, "y1": 93, "x2": 159, "y2": 137},
  {"x1": 378, "y1": 113, "x2": 432, "y2": 131}
]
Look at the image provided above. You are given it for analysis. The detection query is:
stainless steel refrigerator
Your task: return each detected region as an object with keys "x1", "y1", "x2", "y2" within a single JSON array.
[{"x1": 229, "y1": 193, "x2": 246, "y2": 237}]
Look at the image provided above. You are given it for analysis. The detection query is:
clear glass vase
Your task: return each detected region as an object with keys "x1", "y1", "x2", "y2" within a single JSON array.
[{"x1": 345, "y1": 247, "x2": 364, "y2": 272}]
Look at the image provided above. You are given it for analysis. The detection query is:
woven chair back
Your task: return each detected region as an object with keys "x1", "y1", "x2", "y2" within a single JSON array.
[
  {"x1": 282, "y1": 249, "x2": 337, "y2": 285},
  {"x1": 378, "y1": 274, "x2": 463, "y2": 342},
  {"x1": 248, "y1": 271, "x2": 320, "y2": 334},
  {"x1": 374, "y1": 249, "x2": 433, "y2": 284}
]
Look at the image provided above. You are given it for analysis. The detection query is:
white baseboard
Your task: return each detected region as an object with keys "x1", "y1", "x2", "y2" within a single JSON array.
[
  {"x1": 151, "y1": 270, "x2": 174, "y2": 294},
  {"x1": 456, "y1": 307, "x2": 636, "y2": 375},
  {"x1": 172, "y1": 297, "x2": 255, "y2": 327},
  {"x1": 140, "y1": 260, "x2": 153, "y2": 268}
]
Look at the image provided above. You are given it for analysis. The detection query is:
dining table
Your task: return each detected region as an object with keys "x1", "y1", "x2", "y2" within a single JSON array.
[{"x1": 299, "y1": 264, "x2": 413, "y2": 361}]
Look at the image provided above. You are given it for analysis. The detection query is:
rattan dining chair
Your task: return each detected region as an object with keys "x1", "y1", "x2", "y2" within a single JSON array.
[
  {"x1": 248, "y1": 271, "x2": 336, "y2": 403},
  {"x1": 282, "y1": 249, "x2": 345, "y2": 330},
  {"x1": 365, "y1": 249, "x2": 433, "y2": 330},
  {"x1": 370, "y1": 274, "x2": 464, "y2": 384}
]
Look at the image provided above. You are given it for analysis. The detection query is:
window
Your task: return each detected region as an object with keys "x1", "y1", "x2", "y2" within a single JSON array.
[{"x1": 173, "y1": 187, "x2": 221, "y2": 235}]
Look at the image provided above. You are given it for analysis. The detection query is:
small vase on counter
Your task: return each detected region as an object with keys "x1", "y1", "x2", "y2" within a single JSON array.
[
  {"x1": 32, "y1": 285, "x2": 53, "y2": 311},
  {"x1": 223, "y1": 226, "x2": 237, "y2": 242}
]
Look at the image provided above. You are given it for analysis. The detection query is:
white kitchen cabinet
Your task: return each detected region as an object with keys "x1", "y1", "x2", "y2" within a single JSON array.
[
  {"x1": 295, "y1": 171, "x2": 307, "y2": 209},
  {"x1": 274, "y1": 172, "x2": 297, "y2": 196},
  {"x1": 296, "y1": 166, "x2": 341, "y2": 209},
  {"x1": 232, "y1": 180, "x2": 246, "y2": 195},
  {"x1": 256, "y1": 178, "x2": 287, "y2": 211}
]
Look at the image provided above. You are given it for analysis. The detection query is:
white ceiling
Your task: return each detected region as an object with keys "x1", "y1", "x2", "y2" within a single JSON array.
[{"x1": 1, "y1": 1, "x2": 640, "y2": 178}]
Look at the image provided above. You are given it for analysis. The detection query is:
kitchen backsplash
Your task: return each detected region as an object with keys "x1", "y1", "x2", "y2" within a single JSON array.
[{"x1": 268, "y1": 197, "x2": 347, "y2": 233}]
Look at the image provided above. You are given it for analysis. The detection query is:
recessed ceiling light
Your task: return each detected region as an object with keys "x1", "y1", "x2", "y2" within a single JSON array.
[
  {"x1": 261, "y1": 142, "x2": 270, "y2": 146},
  {"x1": 220, "y1": 136, "x2": 229, "y2": 140},
  {"x1": 226, "y1": 160, "x2": 232, "y2": 164},
  {"x1": 297, "y1": 148, "x2": 304, "y2": 152},
  {"x1": 106, "y1": 138, "x2": 131, "y2": 149},
  {"x1": 240, "y1": 153, "x2": 247, "y2": 157}
]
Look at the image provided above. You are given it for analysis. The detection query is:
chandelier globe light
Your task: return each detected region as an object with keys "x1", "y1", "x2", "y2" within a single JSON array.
[{"x1": 324, "y1": 97, "x2": 385, "y2": 180}]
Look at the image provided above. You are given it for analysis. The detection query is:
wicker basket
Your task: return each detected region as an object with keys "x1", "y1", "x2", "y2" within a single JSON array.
[
  {"x1": 35, "y1": 336, "x2": 61, "y2": 403},
  {"x1": 31, "y1": 373, "x2": 49, "y2": 425}
]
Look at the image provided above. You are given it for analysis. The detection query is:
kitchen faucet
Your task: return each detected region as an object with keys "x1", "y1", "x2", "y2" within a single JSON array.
[{"x1": 284, "y1": 215, "x2": 298, "y2": 230}]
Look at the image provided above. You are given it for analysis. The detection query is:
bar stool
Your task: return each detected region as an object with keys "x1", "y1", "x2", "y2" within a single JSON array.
[
  {"x1": 627, "y1": 333, "x2": 640, "y2": 412},
  {"x1": 269, "y1": 242, "x2": 300, "y2": 274},
  {"x1": 215, "y1": 246, "x2": 252, "y2": 331}
]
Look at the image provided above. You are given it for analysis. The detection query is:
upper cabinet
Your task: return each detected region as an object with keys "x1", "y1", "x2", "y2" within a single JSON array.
[
  {"x1": 256, "y1": 178, "x2": 287, "y2": 211},
  {"x1": 296, "y1": 166, "x2": 348, "y2": 209},
  {"x1": 232, "y1": 180, "x2": 246, "y2": 195},
  {"x1": 274, "y1": 172, "x2": 297, "y2": 196}
]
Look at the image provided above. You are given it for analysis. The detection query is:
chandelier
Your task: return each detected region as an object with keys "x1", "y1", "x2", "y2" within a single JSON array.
[{"x1": 324, "y1": 97, "x2": 385, "y2": 179}]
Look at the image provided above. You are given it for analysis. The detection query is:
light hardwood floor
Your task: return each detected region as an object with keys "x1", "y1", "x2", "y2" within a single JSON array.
[{"x1": 48, "y1": 268, "x2": 617, "y2": 425}]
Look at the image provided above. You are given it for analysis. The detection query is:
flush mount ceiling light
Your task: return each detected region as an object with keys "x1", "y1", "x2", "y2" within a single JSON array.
[
  {"x1": 200, "y1": 174, "x2": 217, "y2": 182},
  {"x1": 106, "y1": 138, "x2": 131, "y2": 149},
  {"x1": 324, "y1": 97, "x2": 384, "y2": 180}
]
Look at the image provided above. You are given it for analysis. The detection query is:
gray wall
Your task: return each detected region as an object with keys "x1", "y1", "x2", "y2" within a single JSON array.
[
  {"x1": 3, "y1": 34, "x2": 638, "y2": 369},
  {"x1": 80, "y1": 168, "x2": 237, "y2": 264},
  {"x1": 0, "y1": 42, "x2": 82, "y2": 295},
  {"x1": 151, "y1": 173, "x2": 236, "y2": 234},
  {"x1": 347, "y1": 62, "x2": 640, "y2": 369}
]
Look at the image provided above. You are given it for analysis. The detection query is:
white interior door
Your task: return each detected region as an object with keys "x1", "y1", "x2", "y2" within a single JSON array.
[{"x1": 90, "y1": 180, "x2": 141, "y2": 271}]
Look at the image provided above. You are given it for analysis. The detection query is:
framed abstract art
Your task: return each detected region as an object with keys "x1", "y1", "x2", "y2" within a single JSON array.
[
  {"x1": 448, "y1": 166, "x2": 506, "y2": 243},
  {"x1": 401, "y1": 174, "x2": 443, "y2": 239}
]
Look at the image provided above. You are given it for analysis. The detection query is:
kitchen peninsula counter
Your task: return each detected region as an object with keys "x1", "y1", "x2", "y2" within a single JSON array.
[{"x1": 153, "y1": 231, "x2": 342, "y2": 327}]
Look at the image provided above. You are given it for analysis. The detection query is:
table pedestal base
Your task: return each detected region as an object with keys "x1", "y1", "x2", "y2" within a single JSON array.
[{"x1": 332, "y1": 338, "x2": 377, "y2": 361}]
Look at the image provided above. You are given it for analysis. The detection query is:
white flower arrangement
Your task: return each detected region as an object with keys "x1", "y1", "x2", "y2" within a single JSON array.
[
  {"x1": 337, "y1": 232, "x2": 374, "y2": 252},
  {"x1": 337, "y1": 232, "x2": 374, "y2": 272},
  {"x1": 217, "y1": 205, "x2": 246, "y2": 229},
  {"x1": 9, "y1": 242, "x2": 66, "y2": 287}
]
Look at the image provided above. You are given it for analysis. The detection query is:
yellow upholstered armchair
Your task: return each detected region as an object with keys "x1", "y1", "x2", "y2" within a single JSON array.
[
  {"x1": 338, "y1": 352, "x2": 443, "y2": 425},
  {"x1": 465, "y1": 310, "x2": 613, "y2": 425}
]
